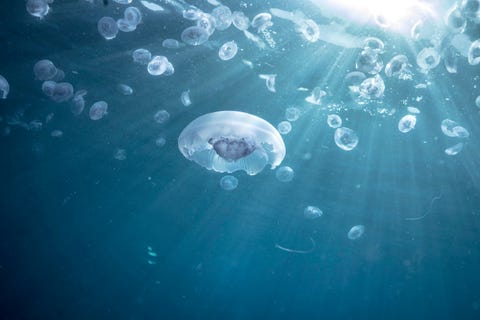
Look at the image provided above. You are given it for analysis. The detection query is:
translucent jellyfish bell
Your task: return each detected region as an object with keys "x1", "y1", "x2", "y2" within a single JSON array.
[{"x1": 178, "y1": 111, "x2": 286, "y2": 175}]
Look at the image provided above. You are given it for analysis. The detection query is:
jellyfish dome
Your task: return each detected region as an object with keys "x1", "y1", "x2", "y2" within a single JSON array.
[{"x1": 178, "y1": 111, "x2": 286, "y2": 175}]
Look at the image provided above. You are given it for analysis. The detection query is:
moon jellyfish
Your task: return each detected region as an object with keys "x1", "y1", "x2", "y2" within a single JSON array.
[
  {"x1": 41, "y1": 80, "x2": 56, "y2": 97},
  {"x1": 364, "y1": 37, "x2": 384, "y2": 53},
  {"x1": 475, "y1": 95, "x2": 480, "y2": 108},
  {"x1": 181, "y1": 90, "x2": 191, "y2": 106},
  {"x1": 251, "y1": 13, "x2": 273, "y2": 31},
  {"x1": 219, "y1": 175, "x2": 238, "y2": 191},
  {"x1": 305, "y1": 87, "x2": 326, "y2": 105},
  {"x1": 232, "y1": 11, "x2": 250, "y2": 31},
  {"x1": 277, "y1": 121, "x2": 292, "y2": 135},
  {"x1": 163, "y1": 62, "x2": 175, "y2": 76},
  {"x1": 416, "y1": 47, "x2": 441, "y2": 70},
  {"x1": 334, "y1": 127, "x2": 359, "y2": 151},
  {"x1": 0, "y1": 75, "x2": 9, "y2": 99},
  {"x1": 441, "y1": 119, "x2": 469, "y2": 138},
  {"x1": 162, "y1": 39, "x2": 181, "y2": 49},
  {"x1": 155, "y1": 136, "x2": 166, "y2": 147},
  {"x1": 154, "y1": 109, "x2": 170, "y2": 124},
  {"x1": 34, "y1": 60, "x2": 57, "y2": 81},
  {"x1": 178, "y1": 111, "x2": 286, "y2": 175},
  {"x1": 304, "y1": 206, "x2": 323, "y2": 219},
  {"x1": 211, "y1": 5, "x2": 232, "y2": 31},
  {"x1": 356, "y1": 75, "x2": 385, "y2": 100},
  {"x1": 98, "y1": 17, "x2": 119, "y2": 40},
  {"x1": 124, "y1": 6, "x2": 142, "y2": 26},
  {"x1": 132, "y1": 49, "x2": 152, "y2": 65},
  {"x1": 183, "y1": 6, "x2": 203, "y2": 20},
  {"x1": 445, "y1": 143, "x2": 464, "y2": 156},
  {"x1": 117, "y1": 84, "x2": 133, "y2": 95},
  {"x1": 445, "y1": 4, "x2": 467, "y2": 33},
  {"x1": 196, "y1": 14, "x2": 217, "y2": 35},
  {"x1": 114, "y1": 148, "x2": 127, "y2": 161},
  {"x1": 26, "y1": 0, "x2": 49, "y2": 18},
  {"x1": 398, "y1": 115, "x2": 417, "y2": 133},
  {"x1": 459, "y1": 0, "x2": 480, "y2": 19},
  {"x1": 275, "y1": 166, "x2": 294, "y2": 182},
  {"x1": 443, "y1": 46, "x2": 459, "y2": 74},
  {"x1": 348, "y1": 225, "x2": 365, "y2": 240},
  {"x1": 296, "y1": 19, "x2": 320, "y2": 43},
  {"x1": 147, "y1": 56, "x2": 168, "y2": 76},
  {"x1": 356, "y1": 49, "x2": 383, "y2": 75},
  {"x1": 407, "y1": 106, "x2": 421, "y2": 114},
  {"x1": 89, "y1": 101, "x2": 108, "y2": 120},
  {"x1": 218, "y1": 41, "x2": 238, "y2": 61},
  {"x1": 285, "y1": 107, "x2": 300, "y2": 122},
  {"x1": 117, "y1": 18, "x2": 137, "y2": 32},
  {"x1": 181, "y1": 26, "x2": 209, "y2": 46},
  {"x1": 71, "y1": 90, "x2": 87, "y2": 115},
  {"x1": 50, "y1": 82, "x2": 74, "y2": 103},
  {"x1": 468, "y1": 39, "x2": 480, "y2": 65},
  {"x1": 385, "y1": 55, "x2": 412, "y2": 80},
  {"x1": 327, "y1": 114, "x2": 342, "y2": 128},
  {"x1": 259, "y1": 74, "x2": 276, "y2": 93}
]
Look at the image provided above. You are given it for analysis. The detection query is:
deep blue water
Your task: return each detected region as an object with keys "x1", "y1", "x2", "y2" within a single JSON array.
[{"x1": 1, "y1": 1, "x2": 480, "y2": 319}]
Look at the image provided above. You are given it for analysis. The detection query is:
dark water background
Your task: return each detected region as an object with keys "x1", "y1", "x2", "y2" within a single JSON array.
[{"x1": 1, "y1": 1, "x2": 480, "y2": 319}]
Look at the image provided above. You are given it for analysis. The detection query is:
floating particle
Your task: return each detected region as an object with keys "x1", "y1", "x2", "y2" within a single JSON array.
[{"x1": 219, "y1": 175, "x2": 238, "y2": 191}]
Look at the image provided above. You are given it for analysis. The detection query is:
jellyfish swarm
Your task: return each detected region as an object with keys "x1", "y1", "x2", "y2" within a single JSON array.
[{"x1": 178, "y1": 111, "x2": 286, "y2": 175}]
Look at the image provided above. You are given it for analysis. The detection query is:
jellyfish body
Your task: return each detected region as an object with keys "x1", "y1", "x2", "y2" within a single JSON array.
[{"x1": 178, "y1": 111, "x2": 286, "y2": 175}]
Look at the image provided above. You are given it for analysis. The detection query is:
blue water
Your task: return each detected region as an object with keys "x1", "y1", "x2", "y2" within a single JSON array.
[{"x1": 1, "y1": 0, "x2": 480, "y2": 319}]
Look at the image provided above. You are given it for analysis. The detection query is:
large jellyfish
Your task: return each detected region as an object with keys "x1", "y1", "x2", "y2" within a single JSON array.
[{"x1": 178, "y1": 111, "x2": 286, "y2": 175}]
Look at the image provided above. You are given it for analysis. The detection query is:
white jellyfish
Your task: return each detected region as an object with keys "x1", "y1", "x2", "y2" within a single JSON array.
[
  {"x1": 178, "y1": 111, "x2": 286, "y2": 175},
  {"x1": 162, "y1": 39, "x2": 182, "y2": 49},
  {"x1": 232, "y1": 11, "x2": 250, "y2": 30},
  {"x1": 218, "y1": 41, "x2": 238, "y2": 61},
  {"x1": 398, "y1": 115, "x2": 417, "y2": 133},
  {"x1": 334, "y1": 127, "x2": 359, "y2": 151},
  {"x1": 417, "y1": 47, "x2": 441, "y2": 70},
  {"x1": 0, "y1": 75, "x2": 9, "y2": 99},
  {"x1": 468, "y1": 39, "x2": 480, "y2": 65},
  {"x1": 251, "y1": 13, "x2": 273, "y2": 31},
  {"x1": 211, "y1": 5, "x2": 232, "y2": 31},
  {"x1": 26, "y1": 0, "x2": 49, "y2": 18},
  {"x1": 154, "y1": 109, "x2": 170, "y2": 124},
  {"x1": 348, "y1": 225, "x2": 365, "y2": 240},
  {"x1": 89, "y1": 101, "x2": 108, "y2": 120},
  {"x1": 305, "y1": 87, "x2": 326, "y2": 105},
  {"x1": 259, "y1": 74, "x2": 276, "y2": 92},
  {"x1": 304, "y1": 206, "x2": 323, "y2": 219},
  {"x1": 147, "y1": 56, "x2": 169, "y2": 76},
  {"x1": 285, "y1": 107, "x2": 300, "y2": 122},
  {"x1": 181, "y1": 90, "x2": 192, "y2": 106},
  {"x1": 327, "y1": 114, "x2": 342, "y2": 128},
  {"x1": 277, "y1": 121, "x2": 292, "y2": 135},
  {"x1": 181, "y1": 26, "x2": 210, "y2": 46}
]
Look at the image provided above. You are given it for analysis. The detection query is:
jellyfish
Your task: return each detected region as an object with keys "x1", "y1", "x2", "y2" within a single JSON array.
[
  {"x1": 181, "y1": 26, "x2": 210, "y2": 46},
  {"x1": 0, "y1": 75, "x2": 9, "y2": 99},
  {"x1": 98, "y1": 16, "x2": 119, "y2": 40},
  {"x1": 178, "y1": 111, "x2": 286, "y2": 175}
]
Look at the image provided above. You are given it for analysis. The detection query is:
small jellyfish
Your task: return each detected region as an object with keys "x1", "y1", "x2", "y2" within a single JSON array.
[
  {"x1": 475, "y1": 95, "x2": 480, "y2": 108},
  {"x1": 348, "y1": 225, "x2": 365, "y2": 240},
  {"x1": 71, "y1": 90, "x2": 87, "y2": 115},
  {"x1": 398, "y1": 115, "x2": 417, "y2": 133},
  {"x1": 26, "y1": 0, "x2": 49, "y2": 18},
  {"x1": 259, "y1": 74, "x2": 276, "y2": 93},
  {"x1": 50, "y1": 82, "x2": 74, "y2": 103},
  {"x1": 232, "y1": 11, "x2": 250, "y2": 31},
  {"x1": 181, "y1": 90, "x2": 191, "y2": 106},
  {"x1": 114, "y1": 148, "x2": 127, "y2": 160},
  {"x1": 183, "y1": 6, "x2": 203, "y2": 20},
  {"x1": 41, "y1": 80, "x2": 56, "y2": 97},
  {"x1": 445, "y1": 4, "x2": 467, "y2": 33},
  {"x1": 140, "y1": 0, "x2": 164, "y2": 12},
  {"x1": 155, "y1": 136, "x2": 166, "y2": 147},
  {"x1": 89, "y1": 101, "x2": 108, "y2": 120},
  {"x1": 178, "y1": 111, "x2": 286, "y2": 175},
  {"x1": 334, "y1": 127, "x2": 359, "y2": 151},
  {"x1": 0, "y1": 75, "x2": 9, "y2": 99},
  {"x1": 162, "y1": 39, "x2": 181, "y2": 49},
  {"x1": 132, "y1": 48, "x2": 152, "y2": 65},
  {"x1": 275, "y1": 166, "x2": 294, "y2": 182},
  {"x1": 219, "y1": 175, "x2": 238, "y2": 191},
  {"x1": 154, "y1": 109, "x2": 170, "y2": 124},
  {"x1": 363, "y1": 37, "x2": 384, "y2": 53},
  {"x1": 358, "y1": 75, "x2": 385, "y2": 100},
  {"x1": 459, "y1": 0, "x2": 480, "y2": 19},
  {"x1": 218, "y1": 41, "x2": 238, "y2": 61},
  {"x1": 117, "y1": 84, "x2": 133, "y2": 95},
  {"x1": 147, "y1": 56, "x2": 168, "y2": 76},
  {"x1": 441, "y1": 119, "x2": 469, "y2": 138},
  {"x1": 445, "y1": 143, "x2": 464, "y2": 156},
  {"x1": 443, "y1": 46, "x2": 459, "y2": 74},
  {"x1": 33, "y1": 60, "x2": 57, "y2": 81},
  {"x1": 117, "y1": 18, "x2": 137, "y2": 32},
  {"x1": 304, "y1": 206, "x2": 323, "y2": 219},
  {"x1": 98, "y1": 16, "x2": 119, "y2": 40},
  {"x1": 407, "y1": 106, "x2": 421, "y2": 114},
  {"x1": 211, "y1": 5, "x2": 233, "y2": 31},
  {"x1": 196, "y1": 13, "x2": 217, "y2": 35},
  {"x1": 468, "y1": 39, "x2": 480, "y2": 65},
  {"x1": 124, "y1": 6, "x2": 142, "y2": 26},
  {"x1": 181, "y1": 26, "x2": 210, "y2": 46},
  {"x1": 295, "y1": 19, "x2": 320, "y2": 43},
  {"x1": 285, "y1": 107, "x2": 300, "y2": 122},
  {"x1": 277, "y1": 121, "x2": 292, "y2": 135},
  {"x1": 385, "y1": 55, "x2": 412, "y2": 80},
  {"x1": 327, "y1": 114, "x2": 342, "y2": 128},
  {"x1": 251, "y1": 13, "x2": 272, "y2": 31},
  {"x1": 163, "y1": 62, "x2": 175, "y2": 76},
  {"x1": 305, "y1": 87, "x2": 326, "y2": 105},
  {"x1": 417, "y1": 47, "x2": 441, "y2": 70},
  {"x1": 356, "y1": 49, "x2": 383, "y2": 75}
]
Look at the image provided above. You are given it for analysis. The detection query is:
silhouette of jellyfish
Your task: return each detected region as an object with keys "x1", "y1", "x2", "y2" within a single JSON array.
[{"x1": 178, "y1": 111, "x2": 286, "y2": 175}]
